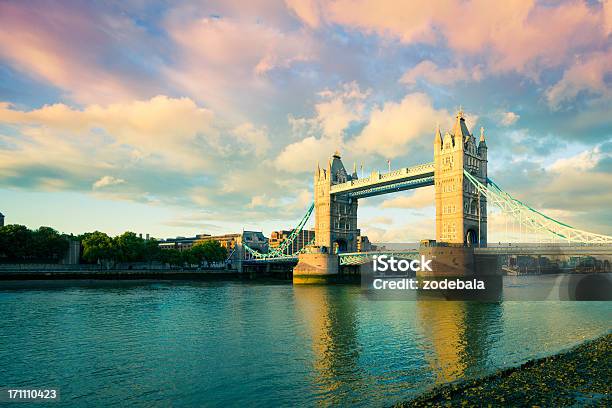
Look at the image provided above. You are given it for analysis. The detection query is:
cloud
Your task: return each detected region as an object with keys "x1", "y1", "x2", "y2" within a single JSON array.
[
  {"x1": 0, "y1": 95, "x2": 315, "y2": 223},
  {"x1": 546, "y1": 51, "x2": 612, "y2": 109},
  {"x1": 400, "y1": 61, "x2": 483, "y2": 86},
  {"x1": 380, "y1": 186, "x2": 434, "y2": 209},
  {"x1": 275, "y1": 82, "x2": 369, "y2": 173},
  {"x1": 248, "y1": 194, "x2": 279, "y2": 209},
  {"x1": 0, "y1": 96, "x2": 218, "y2": 172},
  {"x1": 500, "y1": 111, "x2": 520, "y2": 126},
  {"x1": 490, "y1": 144, "x2": 612, "y2": 234},
  {"x1": 232, "y1": 123, "x2": 271, "y2": 156},
  {"x1": 285, "y1": 0, "x2": 321, "y2": 28},
  {"x1": 360, "y1": 218, "x2": 435, "y2": 242},
  {"x1": 275, "y1": 135, "x2": 343, "y2": 173},
  {"x1": 164, "y1": 14, "x2": 316, "y2": 114},
  {"x1": 0, "y1": 2, "x2": 164, "y2": 104},
  {"x1": 350, "y1": 93, "x2": 450, "y2": 158},
  {"x1": 93, "y1": 176, "x2": 126, "y2": 189},
  {"x1": 308, "y1": 0, "x2": 608, "y2": 78},
  {"x1": 363, "y1": 216, "x2": 394, "y2": 225}
]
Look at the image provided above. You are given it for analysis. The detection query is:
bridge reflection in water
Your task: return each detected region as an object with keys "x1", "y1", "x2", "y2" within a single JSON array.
[
  {"x1": 292, "y1": 286, "x2": 503, "y2": 403},
  {"x1": 416, "y1": 301, "x2": 502, "y2": 384},
  {"x1": 293, "y1": 286, "x2": 363, "y2": 403}
]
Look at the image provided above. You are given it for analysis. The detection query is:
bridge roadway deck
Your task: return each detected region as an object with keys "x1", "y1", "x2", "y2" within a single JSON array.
[
  {"x1": 330, "y1": 162, "x2": 434, "y2": 199},
  {"x1": 474, "y1": 245, "x2": 612, "y2": 256}
]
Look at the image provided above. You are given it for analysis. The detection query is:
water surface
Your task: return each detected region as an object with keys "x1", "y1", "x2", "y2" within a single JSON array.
[{"x1": 0, "y1": 280, "x2": 610, "y2": 407}]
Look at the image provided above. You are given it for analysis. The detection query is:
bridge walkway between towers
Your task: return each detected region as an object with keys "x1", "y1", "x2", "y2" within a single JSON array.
[{"x1": 330, "y1": 163, "x2": 434, "y2": 199}]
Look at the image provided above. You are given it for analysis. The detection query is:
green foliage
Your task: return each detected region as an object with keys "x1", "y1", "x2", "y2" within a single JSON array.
[
  {"x1": 81, "y1": 231, "x2": 114, "y2": 263},
  {"x1": 0, "y1": 224, "x2": 69, "y2": 261},
  {"x1": 32, "y1": 227, "x2": 69, "y2": 260},
  {"x1": 159, "y1": 248, "x2": 184, "y2": 266},
  {"x1": 143, "y1": 238, "x2": 161, "y2": 263},
  {"x1": 157, "y1": 240, "x2": 227, "y2": 268},
  {"x1": 0, "y1": 224, "x2": 33, "y2": 260},
  {"x1": 113, "y1": 232, "x2": 145, "y2": 262},
  {"x1": 0, "y1": 225, "x2": 227, "y2": 268},
  {"x1": 191, "y1": 240, "x2": 227, "y2": 264}
]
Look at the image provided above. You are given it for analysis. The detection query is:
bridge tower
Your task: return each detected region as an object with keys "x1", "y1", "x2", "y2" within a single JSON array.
[
  {"x1": 434, "y1": 109, "x2": 487, "y2": 246},
  {"x1": 314, "y1": 151, "x2": 359, "y2": 253}
]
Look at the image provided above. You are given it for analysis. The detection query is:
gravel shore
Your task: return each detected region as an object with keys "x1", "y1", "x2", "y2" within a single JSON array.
[{"x1": 399, "y1": 332, "x2": 611, "y2": 407}]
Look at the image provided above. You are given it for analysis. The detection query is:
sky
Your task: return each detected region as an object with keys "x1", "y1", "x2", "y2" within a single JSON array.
[{"x1": 0, "y1": 0, "x2": 610, "y2": 242}]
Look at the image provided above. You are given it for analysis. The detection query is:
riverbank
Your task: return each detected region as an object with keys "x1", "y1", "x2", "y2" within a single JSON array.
[
  {"x1": 0, "y1": 269, "x2": 247, "y2": 280},
  {"x1": 400, "y1": 332, "x2": 611, "y2": 407}
]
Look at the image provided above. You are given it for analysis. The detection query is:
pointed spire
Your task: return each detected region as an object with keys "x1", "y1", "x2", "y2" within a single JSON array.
[
  {"x1": 452, "y1": 106, "x2": 470, "y2": 139},
  {"x1": 479, "y1": 126, "x2": 486, "y2": 142},
  {"x1": 434, "y1": 123, "x2": 442, "y2": 145}
]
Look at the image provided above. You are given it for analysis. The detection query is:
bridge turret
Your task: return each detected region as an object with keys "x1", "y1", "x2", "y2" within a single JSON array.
[
  {"x1": 435, "y1": 108, "x2": 487, "y2": 247},
  {"x1": 478, "y1": 127, "x2": 487, "y2": 156},
  {"x1": 434, "y1": 124, "x2": 442, "y2": 149},
  {"x1": 452, "y1": 108, "x2": 471, "y2": 143},
  {"x1": 478, "y1": 126, "x2": 488, "y2": 181},
  {"x1": 314, "y1": 151, "x2": 359, "y2": 253}
]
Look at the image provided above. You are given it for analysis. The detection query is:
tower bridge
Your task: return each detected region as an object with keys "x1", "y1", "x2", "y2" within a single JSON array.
[{"x1": 242, "y1": 109, "x2": 612, "y2": 283}]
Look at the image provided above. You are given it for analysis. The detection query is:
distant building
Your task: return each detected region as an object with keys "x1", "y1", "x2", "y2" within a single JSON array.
[
  {"x1": 269, "y1": 229, "x2": 315, "y2": 255},
  {"x1": 0, "y1": 212, "x2": 4, "y2": 227},
  {"x1": 197, "y1": 231, "x2": 268, "y2": 270},
  {"x1": 357, "y1": 235, "x2": 374, "y2": 252},
  {"x1": 158, "y1": 234, "x2": 211, "y2": 251}
]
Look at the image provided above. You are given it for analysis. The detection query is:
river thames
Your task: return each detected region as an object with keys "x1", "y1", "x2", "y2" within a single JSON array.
[{"x1": 0, "y1": 280, "x2": 610, "y2": 407}]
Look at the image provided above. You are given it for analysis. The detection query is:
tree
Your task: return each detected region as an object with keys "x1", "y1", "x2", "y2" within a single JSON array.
[
  {"x1": 32, "y1": 226, "x2": 69, "y2": 261},
  {"x1": 114, "y1": 232, "x2": 145, "y2": 262},
  {"x1": 159, "y1": 248, "x2": 184, "y2": 268},
  {"x1": 0, "y1": 224, "x2": 33, "y2": 260},
  {"x1": 191, "y1": 240, "x2": 227, "y2": 266},
  {"x1": 81, "y1": 231, "x2": 114, "y2": 265},
  {"x1": 143, "y1": 238, "x2": 161, "y2": 265}
]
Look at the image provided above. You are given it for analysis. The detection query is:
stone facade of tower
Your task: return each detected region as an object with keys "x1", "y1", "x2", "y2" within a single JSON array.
[
  {"x1": 314, "y1": 152, "x2": 359, "y2": 253},
  {"x1": 434, "y1": 110, "x2": 487, "y2": 246}
]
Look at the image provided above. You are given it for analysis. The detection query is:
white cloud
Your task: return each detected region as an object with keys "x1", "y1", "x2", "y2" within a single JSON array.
[
  {"x1": 275, "y1": 82, "x2": 369, "y2": 173},
  {"x1": 275, "y1": 134, "x2": 343, "y2": 173},
  {"x1": 380, "y1": 186, "x2": 434, "y2": 209},
  {"x1": 500, "y1": 111, "x2": 520, "y2": 126},
  {"x1": 232, "y1": 123, "x2": 271, "y2": 156},
  {"x1": 93, "y1": 176, "x2": 126, "y2": 189},
  {"x1": 351, "y1": 93, "x2": 450, "y2": 158},
  {"x1": 0, "y1": 96, "x2": 219, "y2": 172}
]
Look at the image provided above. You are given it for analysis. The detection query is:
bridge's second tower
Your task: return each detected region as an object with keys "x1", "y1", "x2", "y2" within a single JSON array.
[
  {"x1": 314, "y1": 152, "x2": 359, "y2": 253},
  {"x1": 434, "y1": 110, "x2": 488, "y2": 246}
]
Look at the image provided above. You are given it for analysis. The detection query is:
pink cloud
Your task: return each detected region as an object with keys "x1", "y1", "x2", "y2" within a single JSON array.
[
  {"x1": 546, "y1": 51, "x2": 612, "y2": 109},
  {"x1": 0, "y1": 2, "x2": 163, "y2": 104},
  {"x1": 300, "y1": 0, "x2": 608, "y2": 77},
  {"x1": 285, "y1": 0, "x2": 322, "y2": 28},
  {"x1": 400, "y1": 60, "x2": 483, "y2": 85},
  {"x1": 164, "y1": 14, "x2": 316, "y2": 114}
]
